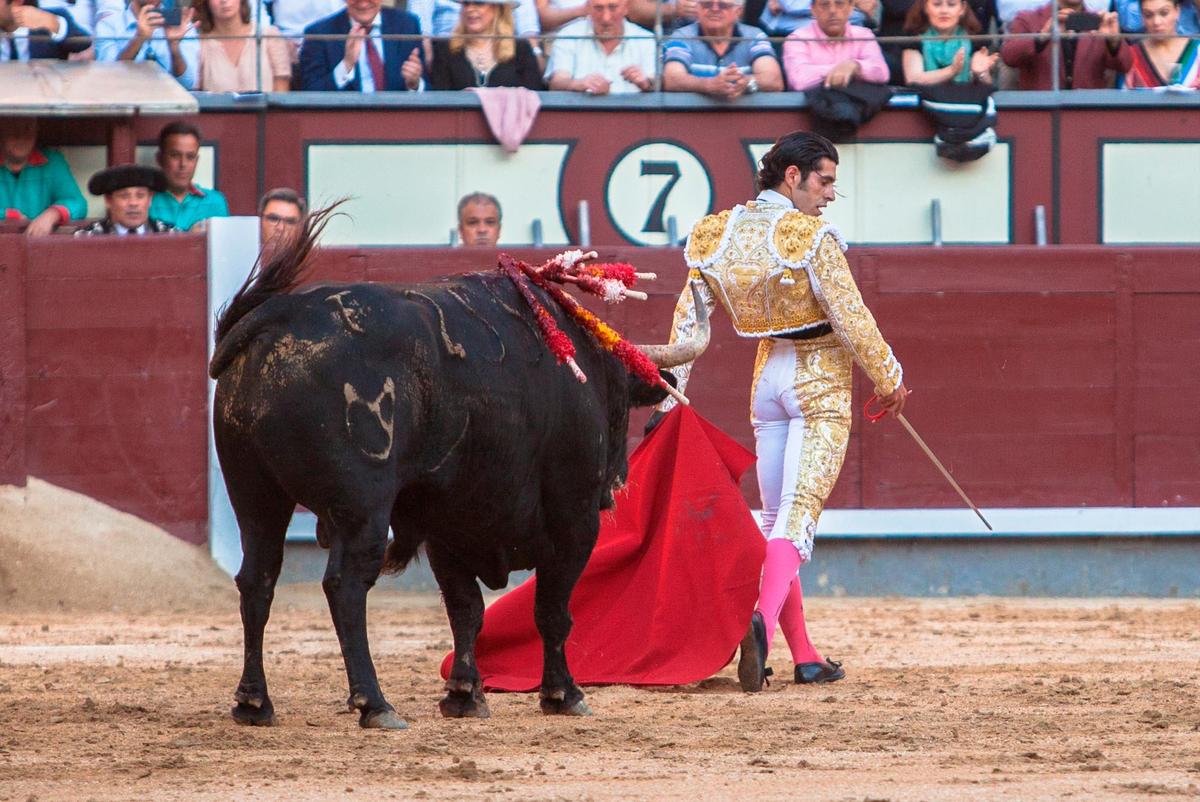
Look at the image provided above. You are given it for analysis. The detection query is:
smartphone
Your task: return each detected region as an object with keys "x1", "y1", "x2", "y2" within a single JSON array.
[
  {"x1": 1064, "y1": 11, "x2": 1102, "y2": 32},
  {"x1": 158, "y1": 0, "x2": 192, "y2": 27}
]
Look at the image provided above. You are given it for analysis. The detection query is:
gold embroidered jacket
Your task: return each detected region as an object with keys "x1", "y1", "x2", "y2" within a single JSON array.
[{"x1": 659, "y1": 200, "x2": 903, "y2": 409}]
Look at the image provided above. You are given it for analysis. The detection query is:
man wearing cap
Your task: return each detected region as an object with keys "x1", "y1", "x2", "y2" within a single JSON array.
[
  {"x1": 1, "y1": 117, "x2": 86, "y2": 238},
  {"x1": 148, "y1": 120, "x2": 228, "y2": 232},
  {"x1": 75, "y1": 164, "x2": 176, "y2": 236}
]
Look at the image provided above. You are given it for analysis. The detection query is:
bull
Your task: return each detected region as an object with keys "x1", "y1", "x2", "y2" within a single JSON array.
[{"x1": 210, "y1": 211, "x2": 710, "y2": 729}]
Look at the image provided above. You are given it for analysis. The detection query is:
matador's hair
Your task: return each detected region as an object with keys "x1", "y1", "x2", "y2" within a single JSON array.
[{"x1": 755, "y1": 131, "x2": 839, "y2": 193}]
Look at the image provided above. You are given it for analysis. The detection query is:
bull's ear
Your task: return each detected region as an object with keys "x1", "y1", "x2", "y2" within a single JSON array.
[{"x1": 627, "y1": 369, "x2": 675, "y2": 408}]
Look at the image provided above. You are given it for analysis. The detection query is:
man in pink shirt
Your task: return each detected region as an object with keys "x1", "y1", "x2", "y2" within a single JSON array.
[{"x1": 782, "y1": 0, "x2": 889, "y2": 90}]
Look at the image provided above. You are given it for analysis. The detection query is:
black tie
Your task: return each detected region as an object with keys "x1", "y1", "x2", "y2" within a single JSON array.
[{"x1": 8, "y1": 36, "x2": 19, "y2": 62}]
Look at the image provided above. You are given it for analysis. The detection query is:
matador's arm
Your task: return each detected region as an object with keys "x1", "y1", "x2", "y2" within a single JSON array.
[
  {"x1": 806, "y1": 233, "x2": 903, "y2": 395},
  {"x1": 655, "y1": 271, "x2": 719, "y2": 413}
]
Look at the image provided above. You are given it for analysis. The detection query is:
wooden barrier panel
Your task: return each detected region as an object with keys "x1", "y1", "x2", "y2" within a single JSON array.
[{"x1": 4, "y1": 235, "x2": 1196, "y2": 544}]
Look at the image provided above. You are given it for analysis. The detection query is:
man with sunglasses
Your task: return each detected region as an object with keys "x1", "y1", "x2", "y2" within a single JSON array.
[
  {"x1": 650, "y1": 130, "x2": 908, "y2": 691},
  {"x1": 663, "y1": 0, "x2": 783, "y2": 97},
  {"x1": 545, "y1": 0, "x2": 657, "y2": 93}
]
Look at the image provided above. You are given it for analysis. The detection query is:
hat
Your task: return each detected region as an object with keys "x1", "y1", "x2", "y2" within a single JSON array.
[
  {"x1": 461, "y1": 0, "x2": 519, "y2": 6},
  {"x1": 87, "y1": 164, "x2": 167, "y2": 196}
]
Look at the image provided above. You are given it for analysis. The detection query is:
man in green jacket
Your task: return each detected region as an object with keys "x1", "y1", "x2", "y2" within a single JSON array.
[
  {"x1": 0, "y1": 118, "x2": 86, "y2": 237},
  {"x1": 148, "y1": 120, "x2": 228, "y2": 231}
]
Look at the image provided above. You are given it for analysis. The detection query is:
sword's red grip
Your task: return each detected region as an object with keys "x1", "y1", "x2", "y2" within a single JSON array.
[{"x1": 863, "y1": 394, "x2": 888, "y2": 423}]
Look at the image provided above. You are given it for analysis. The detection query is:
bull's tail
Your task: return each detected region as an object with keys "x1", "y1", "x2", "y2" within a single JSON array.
[
  {"x1": 381, "y1": 528, "x2": 424, "y2": 575},
  {"x1": 209, "y1": 203, "x2": 341, "y2": 379}
]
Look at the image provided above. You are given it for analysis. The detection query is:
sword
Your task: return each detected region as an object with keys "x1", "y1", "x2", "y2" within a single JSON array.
[{"x1": 866, "y1": 397, "x2": 993, "y2": 531}]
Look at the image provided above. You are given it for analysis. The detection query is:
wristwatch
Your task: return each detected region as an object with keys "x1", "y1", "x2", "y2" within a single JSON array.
[{"x1": 746, "y1": 77, "x2": 759, "y2": 93}]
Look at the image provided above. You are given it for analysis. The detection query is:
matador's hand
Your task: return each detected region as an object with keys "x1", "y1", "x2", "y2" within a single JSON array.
[{"x1": 876, "y1": 382, "x2": 909, "y2": 417}]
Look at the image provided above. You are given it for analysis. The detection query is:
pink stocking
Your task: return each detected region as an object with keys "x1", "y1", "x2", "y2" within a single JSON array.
[
  {"x1": 779, "y1": 573, "x2": 823, "y2": 665},
  {"x1": 755, "y1": 539, "x2": 801, "y2": 655}
]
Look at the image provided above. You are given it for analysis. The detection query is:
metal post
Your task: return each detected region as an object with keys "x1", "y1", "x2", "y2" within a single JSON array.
[
  {"x1": 531, "y1": 218, "x2": 544, "y2": 247},
  {"x1": 1050, "y1": 0, "x2": 1061, "y2": 93},
  {"x1": 578, "y1": 200, "x2": 591, "y2": 248},
  {"x1": 666, "y1": 215, "x2": 679, "y2": 246},
  {"x1": 449, "y1": 228, "x2": 459, "y2": 246},
  {"x1": 931, "y1": 198, "x2": 943, "y2": 246},
  {"x1": 1034, "y1": 205, "x2": 1048, "y2": 246}
]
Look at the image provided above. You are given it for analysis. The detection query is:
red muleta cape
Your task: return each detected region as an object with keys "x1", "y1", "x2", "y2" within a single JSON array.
[{"x1": 439, "y1": 406, "x2": 766, "y2": 690}]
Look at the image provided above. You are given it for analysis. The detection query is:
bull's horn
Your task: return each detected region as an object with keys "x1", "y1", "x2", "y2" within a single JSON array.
[{"x1": 637, "y1": 281, "x2": 711, "y2": 369}]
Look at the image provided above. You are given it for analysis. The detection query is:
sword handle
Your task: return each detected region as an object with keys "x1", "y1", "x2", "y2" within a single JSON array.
[{"x1": 863, "y1": 394, "x2": 888, "y2": 422}]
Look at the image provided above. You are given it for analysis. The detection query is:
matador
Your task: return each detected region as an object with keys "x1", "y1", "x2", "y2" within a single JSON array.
[{"x1": 654, "y1": 130, "x2": 909, "y2": 691}]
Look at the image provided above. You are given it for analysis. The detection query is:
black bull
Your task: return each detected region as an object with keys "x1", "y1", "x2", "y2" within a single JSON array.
[{"x1": 209, "y1": 230, "x2": 709, "y2": 729}]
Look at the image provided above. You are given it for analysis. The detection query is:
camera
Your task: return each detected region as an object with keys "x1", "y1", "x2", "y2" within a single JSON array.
[
  {"x1": 1063, "y1": 11, "x2": 1102, "y2": 32},
  {"x1": 158, "y1": 0, "x2": 190, "y2": 27}
]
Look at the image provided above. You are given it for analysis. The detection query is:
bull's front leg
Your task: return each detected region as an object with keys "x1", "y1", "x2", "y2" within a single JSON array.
[
  {"x1": 427, "y1": 544, "x2": 489, "y2": 718},
  {"x1": 534, "y1": 541, "x2": 593, "y2": 717},
  {"x1": 322, "y1": 511, "x2": 407, "y2": 730}
]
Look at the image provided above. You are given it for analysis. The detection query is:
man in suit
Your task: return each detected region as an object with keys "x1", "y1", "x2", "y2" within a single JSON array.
[
  {"x1": 298, "y1": 0, "x2": 425, "y2": 91},
  {"x1": 0, "y1": 0, "x2": 90, "y2": 60}
]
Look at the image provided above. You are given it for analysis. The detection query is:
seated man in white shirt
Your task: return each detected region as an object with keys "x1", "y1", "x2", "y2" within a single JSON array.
[
  {"x1": 0, "y1": 0, "x2": 91, "y2": 59},
  {"x1": 545, "y1": 0, "x2": 656, "y2": 93},
  {"x1": 94, "y1": 0, "x2": 200, "y2": 89}
]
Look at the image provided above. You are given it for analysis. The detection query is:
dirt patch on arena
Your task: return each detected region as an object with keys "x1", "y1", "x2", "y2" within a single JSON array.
[
  {"x1": 0, "y1": 479, "x2": 236, "y2": 614},
  {"x1": 2, "y1": 587, "x2": 1198, "y2": 801}
]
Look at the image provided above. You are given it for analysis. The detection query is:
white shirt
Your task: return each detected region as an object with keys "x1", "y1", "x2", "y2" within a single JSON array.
[
  {"x1": 271, "y1": 0, "x2": 342, "y2": 40},
  {"x1": 544, "y1": 18, "x2": 656, "y2": 93},
  {"x1": 407, "y1": 0, "x2": 541, "y2": 38},
  {"x1": 757, "y1": 188, "x2": 793, "y2": 208},
  {"x1": 114, "y1": 222, "x2": 147, "y2": 235},
  {"x1": 38, "y1": 0, "x2": 117, "y2": 33},
  {"x1": 0, "y1": 14, "x2": 67, "y2": 61}
]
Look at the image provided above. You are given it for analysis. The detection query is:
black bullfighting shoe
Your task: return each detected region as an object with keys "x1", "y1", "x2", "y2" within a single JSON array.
[
  {"x1": 737, "y1": 611, "x2": 771, "y2": 692},
  {"x1": 794, "y1": 658, "x2": 845, "y2": 685}
]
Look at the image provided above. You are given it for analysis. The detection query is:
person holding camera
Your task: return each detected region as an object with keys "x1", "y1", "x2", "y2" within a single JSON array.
[
  {"x1": 999, "y1": 0, "x2": 1130, "y2": 89},
  {"x1": 95, "y1": 0, "x2": 200, "y2": 89}
]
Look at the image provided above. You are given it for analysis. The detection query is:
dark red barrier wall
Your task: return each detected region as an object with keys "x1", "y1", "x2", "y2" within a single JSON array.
[
  {"x1": 2, "y1": 236, "x2": 1196, "y2": 545},
  {"x1": 3, "y1": 234, "x2": 209, "y2": 542}
]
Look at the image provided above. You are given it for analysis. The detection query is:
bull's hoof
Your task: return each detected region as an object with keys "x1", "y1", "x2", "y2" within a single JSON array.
[
  {"x1": 361, "y1": 708, "x2": 408, "y2": 730},
  {"x1": 231, "y1": 701, "x2": 277, "y2": 726},
  {"x1": 540, "y1": 698, "x2": 593, "y2": 717},
  {"x1": 439, "y1": 690, "x2": 491, "y2": 719}
]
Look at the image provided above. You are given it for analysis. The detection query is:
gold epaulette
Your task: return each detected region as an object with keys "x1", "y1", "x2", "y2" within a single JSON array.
[
  {"x1": 684, "y1": 210, "x2": 731, "y2": 267},
  {"x1": 772, "y1": 211, "x2": 825, "y2": 265}
]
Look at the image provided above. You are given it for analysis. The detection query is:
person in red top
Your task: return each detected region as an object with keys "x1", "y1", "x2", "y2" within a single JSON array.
[{"x1": 1000, "y1": 0, "x2": 1130, "y2": 89}]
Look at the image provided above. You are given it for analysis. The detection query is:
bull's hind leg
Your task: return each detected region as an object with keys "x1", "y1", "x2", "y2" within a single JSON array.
[
  {"x1": 227, "y1": 473, "x2": 295, "y2": 727},
  {"x1": 535, "y1": 524, "x2": 597, "y2": 717},
  {"x1": 321, "y1": 509, "x2": 406, "y2": 730},
  {"x1": 427, "y1": 543, "x2": 489, "y2": 718}
]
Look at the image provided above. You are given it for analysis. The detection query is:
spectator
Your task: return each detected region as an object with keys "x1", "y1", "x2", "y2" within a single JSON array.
[
  {"x1": 782, "y1": 0, "x2": 889, "y2": 90},
  {"x1": 149, "y1": 121, "x2": 229, "y2": 231},
  {"x1": 298, "y1": 0, "x2": 424, "y2": 92},
  {"x1": 545, "y1": 0, "x2": 657, "y2": 93},
  {"x1": 410, "y1": 0, "x2": 541, "y2": 40},
  {"x1": 40, "y1": 0, "x2": 105, "y2": 35},
  {"x1": 95, "y1": 0, "x2": 200, "y2": 89},
  {"x1": 195, "y1": 0, "x2": 292, "y2": 92},
  {"x1": 457, "y1": 191, "x2": 501, "y2": 246},
  {"x1": 430, "y1": 0, "x2": 544, "y2": 89},
  {"x1": 1000, "y1": 0, "x2": 1130, "y2": 89},
  {"x1": 1116, "y1": 0, "x2": 1198, "y2": 36},
  {"x1": 902, "y1": 0, "x2": 998, "y2": 84},
  {"x1": 1123, "y1": 0, "x2": 1199, "y2": 86},
  {"x1": 996, "y1": 0, "x2": 1108, "y2": 28},
  {"x1": 75, "y1": 164, "x2": 175, "y2": 236},
  {"x1": 879, "y1": 0, "x2": 994, "y2": 83},
  {"x1": 259, "y1": 186, "x2": 305, "y2": 257},
  {"x1": 662, "y1": 0, "x2": 784, "y2": 96},
  {"x1": 0, "y1": 0, "x2": 91, "y2": 60},
  {"x1": 760, "y1": 0, "x2": 880, "y2": 46},
  {"x1": 0, "y1": 118, "x2": 86, "y2": 237}
]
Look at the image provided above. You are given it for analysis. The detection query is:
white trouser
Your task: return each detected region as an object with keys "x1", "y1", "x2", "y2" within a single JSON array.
[{"x1": 750, "y1": 335, "x2": 853, "y2": 563}]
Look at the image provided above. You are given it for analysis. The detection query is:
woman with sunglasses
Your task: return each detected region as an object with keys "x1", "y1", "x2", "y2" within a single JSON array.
[{"x1": 429, "y1": 0, "x2": 545, "y2": 89}]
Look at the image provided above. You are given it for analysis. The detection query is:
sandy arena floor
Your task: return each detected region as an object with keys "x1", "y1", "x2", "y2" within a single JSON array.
[{"x1": 1, "y1": 588, "x2": 1198, "y2": 801}]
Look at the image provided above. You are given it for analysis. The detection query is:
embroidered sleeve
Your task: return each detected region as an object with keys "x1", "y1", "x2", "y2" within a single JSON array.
[
  {"x1": 656, "y1": 269, "x2": 718, "y2": 413},
  {"x1": 805, "y1": 233, "x2": 902, "y2": 395}
]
